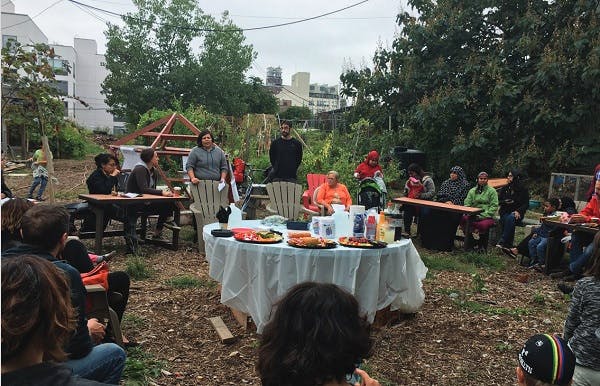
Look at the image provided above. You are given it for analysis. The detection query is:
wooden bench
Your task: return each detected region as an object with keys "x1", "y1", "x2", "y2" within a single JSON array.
[{"x1": 392, "y1": 197, "x2": 483, "y2": 250}]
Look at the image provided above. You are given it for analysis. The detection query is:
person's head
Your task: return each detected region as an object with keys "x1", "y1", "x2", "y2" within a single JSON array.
[
  {"x1": 516, "y1": 334, "x2": 575, "y2": 386},
  {"x1": 366, "y1": 150, "x2": 379, "y2": 166},
  {"x1": 20, "y1": 205, "x2": 69, "y2": 253},
  {"x1": 594, "y1": 180, "x2": 600, "y2": 197},
  {"x1": 280, "y1": 121, "x2": 291, "y2": 139},
  {"x1": 2, "y1": 255, "x2": 76, "y2": 365},
  {"x1": 449, "y1": 166, "x2": 465, "y2": 181},
  {"x1": 1, "y1": 198, "x2": 34, "y2": 241},
  {"x1": 94, "y1": 153, "x2": 118, "y2": 174},
  {"x1": 407, "y1": 163, "x2": 424, "y2": 178},
  {"x1": 197, "y1": 130, "x2": 214, "y2": 149},
  {"x1": 326, "y1": 170, "x2": 340, "y2": 188},
  {"x1": 140, "y1": 148, "x2": 158, "y2": 167},
  {"x1": 477, "y1": 171, "x2": 489, "y2": 186},
  {"x1": 584, "y1": 232, "x2": 600, "y2": 279},
  {"x1": 257, "y1": 282, "x2": 372, "y2": 386},
  {"x1": 543, "y1": 198, "x2": 560, "y2": 215}
]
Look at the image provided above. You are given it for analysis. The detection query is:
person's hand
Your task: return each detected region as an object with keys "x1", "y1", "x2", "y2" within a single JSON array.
[
  {"x1": 87, "y1": 318, "x2": 106, "y2": 344},
  {"x1": 1, "y1": 193, "x2": 5, "y2": 199},
  {"x1": 354, "y1": 172, "x2": 360, "y2": 179},
  {"x1": 354, "y1": 368, "x2": 380, "y2": 386},
  {"x1": 514, "y1": 211, "x2": 521, "y2": 220},
  {"x1": 445, "y1": 200, "x2": 453, "y2": 204},
  {"x1": 162, "y1": 190, "x2": 173, "y2": 197},
  {"x1": 326, "y1": 205, "x2": 334, "y2": 215},
  {"x1": 110, "y1": 168, "x2": 120, "y2": 177},
  {"x1": 191, "y1": 177, "x2": 200, "y2": 185}
]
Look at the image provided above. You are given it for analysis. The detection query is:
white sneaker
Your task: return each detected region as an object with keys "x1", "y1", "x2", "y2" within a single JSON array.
[{"x1": 561, "y1": 235, "x2": 571, "y2": 244}]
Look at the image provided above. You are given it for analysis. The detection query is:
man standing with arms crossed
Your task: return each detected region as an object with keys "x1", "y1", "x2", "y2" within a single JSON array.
[{"x1": 269, "y1": 120, "x2": 303, "y2": 182}]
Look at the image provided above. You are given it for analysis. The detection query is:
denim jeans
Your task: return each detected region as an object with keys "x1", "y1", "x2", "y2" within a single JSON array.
[
  {"x1": 498, "y1": 212, "x2": 521, "y2": 247},
  {"x1": 28, "y1": 176, "x2": 47, "y2": 199},
  {"x1": 569, "y1": 239, "x2": 594, "y2": 275},
  {"x1": 528, "y1": 236, "x2": 548, "y2": 264},
  {"x1": 64, "y1": 342, "x2": 126, "y2": 384}
]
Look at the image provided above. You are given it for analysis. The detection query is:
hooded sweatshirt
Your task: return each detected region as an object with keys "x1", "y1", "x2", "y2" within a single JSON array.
[
  {"x1": 354, "y1": 150, "x2": 383, "y2": 179},
  {"x1": 126, "y1": 162, "x2": 162, "y2": 195}
]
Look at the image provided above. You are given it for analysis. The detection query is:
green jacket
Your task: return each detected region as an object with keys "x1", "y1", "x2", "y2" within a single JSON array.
[{"x1": 464, "y1": 184, "x2": 498, "y2": 219}]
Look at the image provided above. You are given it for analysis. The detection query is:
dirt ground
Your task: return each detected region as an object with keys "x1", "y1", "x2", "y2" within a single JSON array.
[{"x1": 4, "y1": 158, "x2": 572, "y2": 386}]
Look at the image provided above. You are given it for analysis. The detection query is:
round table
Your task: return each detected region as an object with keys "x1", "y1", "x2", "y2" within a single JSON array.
[{"x1": 203, "y1": 220, "x2": 428, "y2": 332}]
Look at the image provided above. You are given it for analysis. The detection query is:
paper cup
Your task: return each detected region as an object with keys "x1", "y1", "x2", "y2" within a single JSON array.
[
  {"x1": 219, "y1": 223, "x2": 228, "y2": 229},
  {"x1": 173, "y1": 187, "x2": 182, "y2": 197}
]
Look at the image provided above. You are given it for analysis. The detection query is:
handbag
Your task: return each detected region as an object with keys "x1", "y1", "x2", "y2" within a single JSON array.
[{"x1": 80, "y1": 261, "x2": 109, "y2": 290}]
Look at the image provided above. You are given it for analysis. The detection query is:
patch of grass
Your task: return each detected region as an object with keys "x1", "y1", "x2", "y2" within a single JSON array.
[
  {"x1": 457, "y1": 300, "x2": 531, "y2": 317},
  {"x1": 470, "y1": 273, "x2": 487, "y2": 293},
  {"x1": 122, "y1": 314, "x2": 147, "y2": 330},
  {"x1": 165, "y1": 275, "x2": 203, "y2": 288},
  {"x1": 83, "y1": 140, "x2": 104, "y2": 155},
  {"x1": 460, "y1": 252, "x2": 506, "y2": 271},
  {"x1": 532, "y1": 292, "x2": 546, "y2": 305},
  {"x1": 125, "y1": 256, "x2": 154, "y2": 280},
  {"x1": 179, "y1": 226, "x2": 196, "y2": 242},
  {"x1": 420, "y1": 253, "x2": 475, "y2": 273},
  {"x1": 123, "y1": 346, "x2": 165, "y2": 385},
  {"x1": 496, "y1": 342, "x2": 513, "y2": 352}
]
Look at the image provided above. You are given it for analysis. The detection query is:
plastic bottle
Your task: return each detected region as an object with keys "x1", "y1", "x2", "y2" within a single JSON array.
[
  {"x1": 353, "y1": 213, "x2": 365, "y2": 237},
  {"x1": 384, "y1": 202, "x2": 393, "y2": 214},
  {"x1": 228, "y1": 203, "x2": 243, "y2": 228},
  {"x1": 377, "y1": 212, "x2": 386, "y2": 241},
  {"x1": 365, "y1": 214, "x2": 377, "y2": 241}
]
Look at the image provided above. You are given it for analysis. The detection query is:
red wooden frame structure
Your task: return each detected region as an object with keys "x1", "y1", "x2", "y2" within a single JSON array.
[{"x1": 109, "y1": 113, "x2": 201, "y2": 198}]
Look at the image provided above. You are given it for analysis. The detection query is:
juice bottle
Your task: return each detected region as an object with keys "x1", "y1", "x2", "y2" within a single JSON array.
[{"x1": 377, "y1": 211, "x2": 386, "y2": 241}]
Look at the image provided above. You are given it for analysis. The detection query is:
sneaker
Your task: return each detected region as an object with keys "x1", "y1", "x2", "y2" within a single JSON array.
[
  {"x1": 472, "y1": 233, "x2": 480, "y2": 240},
  {"x1": 35, "y1": 197, "x2": 45, "y2": 201},
  {"x1": 163, "y1": 221, "x2": 181, "y2": 231},
  {"x1": 500, "y1": 247, "x2": 518, "y2": 259},
  {"x1": 495, "y1": 243, "x2": 504, "y2": 249},
  {"x1": 549, "y1": 269, "x2": 571, "y2": 279},
  {"x1": 563, "y1": 273, "x2": 582, "y2": 282}
]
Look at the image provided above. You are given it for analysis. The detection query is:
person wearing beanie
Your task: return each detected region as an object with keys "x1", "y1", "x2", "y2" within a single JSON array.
[
  {"x1": 517, "y1": 334, "x2": 576, "y2": 386},
  {"x1": 496, "y1": 168, "x2": 530, "y2": 248},
  {"x1": 354, "y1": 150, "x2": 383, "y2": 180}
]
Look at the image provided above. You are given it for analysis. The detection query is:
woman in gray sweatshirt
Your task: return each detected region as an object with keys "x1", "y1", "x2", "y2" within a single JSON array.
[{"x1": 186, "y1": 130, "x2": 228, "y2": 184}]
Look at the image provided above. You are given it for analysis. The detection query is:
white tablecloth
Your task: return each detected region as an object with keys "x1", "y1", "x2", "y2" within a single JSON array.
[{"x1": 203, "y1": 220, "x2": 428, "y2": 332}]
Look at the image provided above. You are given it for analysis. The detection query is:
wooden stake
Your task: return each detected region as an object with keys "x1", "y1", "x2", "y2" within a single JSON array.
[{"x1": 208, "y1": 316, "x2": 236, "y2": 344}]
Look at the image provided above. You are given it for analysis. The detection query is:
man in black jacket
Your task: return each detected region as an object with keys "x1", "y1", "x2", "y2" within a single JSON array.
[
  {"x1": 2, "y1": 205, "x2": 126, "y2": 384},
  {"x1": 496, "y1": 169, "x2": 529, "y2": 248},
  {"x1": 269, "y1": 121, "x2": 303, "y2": 182}
]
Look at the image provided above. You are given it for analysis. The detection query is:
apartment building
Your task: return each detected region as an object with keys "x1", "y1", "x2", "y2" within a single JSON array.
[
  {"x1": 1, "y1": 0, "x2": 122, "y2": 133},
  {"x1": 266, "y1": 67, "x2": 341, "y2": 114}
]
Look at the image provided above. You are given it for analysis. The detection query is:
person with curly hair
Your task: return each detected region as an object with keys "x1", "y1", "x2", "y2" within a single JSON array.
[
  {"x1": 257, "y1": 282, "x2": 380, "y2": 386},
  {"x1": 1, "y1": 255, "x2": 109, "y2": 385},
  {"x1": 0, "y1": 198, "x2": 34, "y2": 251}
]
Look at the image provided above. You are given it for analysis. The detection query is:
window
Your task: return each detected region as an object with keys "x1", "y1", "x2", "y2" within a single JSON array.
[
  {"x1": 2, "y1": 35, "x2": 17, "y2": 52},
  {"x1": 51, "y1": 80, "x2": 69, "y2": 95},
  {"x1": 49, "y1": 58, "x2": 69, "y2": 76}
]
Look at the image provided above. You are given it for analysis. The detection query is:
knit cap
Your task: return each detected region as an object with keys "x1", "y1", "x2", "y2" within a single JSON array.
[
  {"x1": 518, "y1": 334, "x2": 575, "y2": 385},
  {"x1": 477, "y1": 171, "x2": 489, "y2": 178},
  {"x1": 367, "y1": 150, "x2": 379, "y2": 161}
]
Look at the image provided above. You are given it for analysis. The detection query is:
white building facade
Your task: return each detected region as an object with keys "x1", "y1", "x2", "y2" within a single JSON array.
[{"x1": 1, "y1": 1, "x2": 122, "y2": 133}]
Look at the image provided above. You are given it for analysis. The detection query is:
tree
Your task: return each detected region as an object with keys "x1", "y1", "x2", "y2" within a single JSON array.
[
  {"x1": 1, "y1": 41, "x2": 65, "y2": 155},
  {"x1": 341, "y1": 0, "x2": 600, "y2": 178},
  {"x1": 279, "y1": 106, "x2": 312, "y2": 122},
  {"x1": 243, "y1": 77, "x2": 278, "y2": 114},
  {"x1": 103, "y1": 0, "x2": 257, "y2": 124}
]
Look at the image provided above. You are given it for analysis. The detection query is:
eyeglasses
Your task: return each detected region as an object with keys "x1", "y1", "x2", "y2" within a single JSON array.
[{"x1": 106, "y1": 162, "x2": 116, "y2": 167}]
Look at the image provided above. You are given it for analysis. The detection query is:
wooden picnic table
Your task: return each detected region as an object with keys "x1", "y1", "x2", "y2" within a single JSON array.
[
  {"x1": 488, "y1": 178, "x2": 508, "y2": 189},
  {"x1": 540, "y1": 218, "x2": 599, "y2": 235},
  {"x1": 78, "y1": 193, "x2": 187, "y2": 254},
  {"x1": 392, "y1": 197, "x2": 483, "y2": 250}
]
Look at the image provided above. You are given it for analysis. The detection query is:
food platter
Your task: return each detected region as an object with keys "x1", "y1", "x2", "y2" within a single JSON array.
[
  {"x1": 287, "y1": 237, "x2": 337, "y2": 249},
  {"x1": 233, "y1": 231, "x2": 283, "y2": 244},
  {"x1": 338, "y1": 237, "x2": 387, "y2": 249},
  {"x1": 230, "y1": 227, "x2": 256, "y2": 234}
]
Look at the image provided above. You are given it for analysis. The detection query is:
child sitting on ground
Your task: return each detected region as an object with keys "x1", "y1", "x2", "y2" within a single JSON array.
[{"x1": 527, "y1": 198, "x2": 559, "y2": 269}]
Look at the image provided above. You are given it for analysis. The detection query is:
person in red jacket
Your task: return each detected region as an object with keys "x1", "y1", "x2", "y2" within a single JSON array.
[{"x1": 354, "y1": 151, "x2": 383, "y2": 180}]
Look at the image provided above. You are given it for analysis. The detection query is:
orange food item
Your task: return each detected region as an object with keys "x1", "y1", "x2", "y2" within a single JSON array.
[{"x1": 287, "y1": 231, "x2": 312, "y2": 238}]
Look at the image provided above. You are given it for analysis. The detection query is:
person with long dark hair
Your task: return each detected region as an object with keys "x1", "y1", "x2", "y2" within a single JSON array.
[
  {"x1": 496, "y1": 169, "x2": 529, "y2": 248},
  {"x1": 402, "y1": 163, "x2": 435, "y2": 237},
  {"x1": 257, "y1": 282, "x2": 379, "y2": 386},
  {"x1": 1, "y1": 198, "x2": 34, "y2": 251}
]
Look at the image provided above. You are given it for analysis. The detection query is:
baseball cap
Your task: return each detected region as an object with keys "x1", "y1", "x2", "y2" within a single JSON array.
[{"x1": 518, "y1": 334, "x2": 575, "y2": 385}]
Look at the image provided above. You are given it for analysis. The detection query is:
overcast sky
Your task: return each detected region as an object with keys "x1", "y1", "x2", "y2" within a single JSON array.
[{"x1": 7, "y1": 0, "x2": 409, "y2": 86}]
